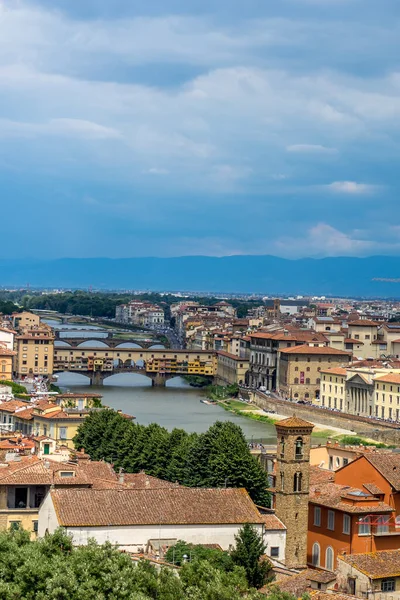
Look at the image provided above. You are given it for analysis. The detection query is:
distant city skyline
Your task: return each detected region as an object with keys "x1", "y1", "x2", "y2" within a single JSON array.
[{"x1": 0, "y1": 0, "x2": 399, "y2": 259}]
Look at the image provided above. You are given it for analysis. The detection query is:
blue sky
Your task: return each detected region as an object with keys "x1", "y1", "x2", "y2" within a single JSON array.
[{"x1": 1, "y1": 0, "x2": 399, "y2": 259}]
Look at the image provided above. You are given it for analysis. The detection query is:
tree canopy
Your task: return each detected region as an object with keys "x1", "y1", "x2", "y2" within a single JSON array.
[
  {"x1": 0, "y1": 528, "x2": 289, "y2": 599},
  {"x1": 74, "y1": 411, "x2": 270, "y2": 506},
  {"x1": 231, "y1": 524, "x2": 274, "y2": 589}
]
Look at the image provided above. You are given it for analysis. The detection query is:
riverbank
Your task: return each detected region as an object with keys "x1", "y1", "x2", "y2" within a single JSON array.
[{"x1": 218, "y1": 398, "x2": 387, "y2": 446}]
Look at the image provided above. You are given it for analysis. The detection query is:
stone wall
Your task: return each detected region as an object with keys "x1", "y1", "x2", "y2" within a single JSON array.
[{"x1": 249, "y1": 391, "x2": 400, "y2": 446}]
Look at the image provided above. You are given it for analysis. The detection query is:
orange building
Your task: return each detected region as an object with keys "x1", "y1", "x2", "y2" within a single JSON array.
[
  {"x1": 307, "y1": 453, "x2": 400, "y2": 570},
  {"x1": 308, "y1": 481, "x2": 393, "y2": 571}
]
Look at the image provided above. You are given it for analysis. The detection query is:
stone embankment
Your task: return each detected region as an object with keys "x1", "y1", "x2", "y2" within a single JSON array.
[{"x1": 244, "y1": 390, "x2": 400, "y2": 446}]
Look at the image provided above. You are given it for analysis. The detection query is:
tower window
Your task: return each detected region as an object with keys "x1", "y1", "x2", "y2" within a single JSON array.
[
  {"x1": 312, "y1": 543, "x2": 320, "y2": 566},
  {"x1": 280, "y1": 436, "x2": 285, "y2": 458},
  {"x1": 294, "y1": 472, "x2": 302, "y2": 492},
  {"x1": 295, "y1": 437, "x2": 303, "y2": 459},
  {"x1": 280, "y1": 472, "x2": 285, "y2": 491}
]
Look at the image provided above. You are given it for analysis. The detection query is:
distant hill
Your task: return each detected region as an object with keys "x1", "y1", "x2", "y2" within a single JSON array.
[{"x1": 1, "y1": 255, "x2": 400, "y2": 297}]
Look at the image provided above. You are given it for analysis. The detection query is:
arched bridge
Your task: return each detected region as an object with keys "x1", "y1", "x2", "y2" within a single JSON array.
[
  {"x1": 53, "y1": 347, "x2": 217, "y2": 387},
  {"x1": 54, "y1": 331, "x2": 164, "y2": 349}
]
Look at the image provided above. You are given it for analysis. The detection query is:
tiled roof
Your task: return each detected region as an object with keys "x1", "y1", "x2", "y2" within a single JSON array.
[
  {"x1": 310, "y1": 466, "x2": 335, "y2": 486},
  {"x1": 260, "y1": 514, "x2": 286, "y2": 530},
  {"x1": 339, "y1": 549, "x2": 400, "y2": 579},
  {"x1": 344, "y1": 338, "x2": 364, "y2": 344},
  {"x1": 312, "y1": 593, "x2": 356, "y2": 600},
  {"x1": 270, "y1": 569, "x2": 335, "y2": 596},
  {"x1": 280, "y1": 346, "x2": 351, "y2": 355},
  {"x1": 14, "y1": 408, "x2": 34, "y2": 421},
  {"x1": 310, "y1": 483, "x2": 393, "y2": 513},
  {"x1": 363, "y1": 483, "x2": 385, "y2": 496},
  {"x1": 217, "y1": 351, "x2": 247, "y2": 361},
  {"x1": 319, "y1": 367, "x2": 348, "y2": 376},
  {"x1": 364, "y1": 454, "x2": 400, "y2": 490},
  {"x1": 50, "y1": 487, "x2": 264, "y2": 527},
  {"x1": 374, "y1": 373, "x2": 400, "y2": 384},
  {"x1": 122, "y1": 472, "x2": 180, "y2": 489},
  {"x1": 348, "y1": 320, "x2": 380, "y2": 326},
  {"x1": 0, "y1": 347, "x2": 16, "y2": 356},
  {"x1": 0, "y1": 400, "x2": 29, "y2": 412},
  {"x1": 276, "y1": 416, "x2": 314, "y2": 429}
]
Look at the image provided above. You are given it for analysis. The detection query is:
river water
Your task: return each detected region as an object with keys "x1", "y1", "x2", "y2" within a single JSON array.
[
  {"x1": 48, "y1": 318, "x2": 278, "y2": 442},
  {"x1": 56, "y1": 372, "x2": 278, "y2": 443}
]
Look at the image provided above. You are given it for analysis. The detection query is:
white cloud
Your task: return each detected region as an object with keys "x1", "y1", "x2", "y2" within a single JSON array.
[
  {"x1": 146, "y1": 167, "x2": 170, "y2": 175},
  {"x1": 0, "y1": 118, "x2": 121, "y2": 139},
  {"x1": 274, "y1": 223, "x2": 374, "y2": 257},
  {"x1": 326, "y1": 181, "x2": 376, "y2": 194},
  {"x1": 286, "y1": 144, "x2": 336, "y2": 153}
]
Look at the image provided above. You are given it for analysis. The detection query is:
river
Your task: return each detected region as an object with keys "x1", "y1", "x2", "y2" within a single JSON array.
[
  {"x1": 48, "y1": 318, "x2": 278, "y2": 442},
  {"x1": 56, "y1": 372, "x2": 278, "y2": 443}
]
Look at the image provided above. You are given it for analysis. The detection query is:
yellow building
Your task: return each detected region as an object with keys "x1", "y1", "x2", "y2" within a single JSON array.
[
  {"x1": 0, "y1": 344, "x2": 16, "y2": 381},
  {"x1": 278, "y1": 346, "x2": 352, "y2": 401},
  {"x1": 374, "y1": 372, "x2": 400, "y2": 421},
  {"x1": 347, "y1": 320, "x2": 380, "y2": 359},
  {"x1": 216, "y1": 351, "x2": 249, "y2": 386},
  {"x1": 11, "y1": 312, "x2": 41, "y2": 330},
  {"x1": 14, "y1": 323, "x2": 55, "y2": 378},
  {"x1": 318, "y1": 367, "x2": 347, "y2": 410}
]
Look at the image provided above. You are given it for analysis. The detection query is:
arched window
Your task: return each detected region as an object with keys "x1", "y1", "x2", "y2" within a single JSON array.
[
  {"x1": 325, "y1": 546, "x2": 334, "y2": 571},
  {"x1": 280, "y1": 436, "x2": 285, "y2": 458},
  {"x1": 295, "y1": 437, "x2": 303, "y2": 459},
  {"x1": 294, "y1": 393, "x2": 299, "y2": 398},
  {"x1": 295, "y1": 366, "x2": 299, "y2": 372},
  {"x1": 305, "y1": 393, "x2": 310, "y2": 399},
  {"x1": 306, "y1": 367, "x2": 310, "y2": 372},
  {"x1": 294, "y1": 472, "x2": 302, "y2": 492},
  {"x1": 312, "y1": 542, "x2": 320, "y2": 566},
  {"x1": 294, "y1": 377, "x2": 299, "y2": 384},
  {"x1": 280, "y1": 472, "x2": 285, "y2": 491},
  {"x1": 306, "y1": 378, "x2": 310, "y2": 384}
]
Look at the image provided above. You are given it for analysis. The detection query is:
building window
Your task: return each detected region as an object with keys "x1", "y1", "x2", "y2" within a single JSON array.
[
  {"x1": 280, "y1": 436, "x2": 285, "y2": 458},
  {"x1": 294, "y1": 378, "x2": 299, "y2": 384},
  {"x1": 343, "y1": 457, "x2": 349, "y2": 466},
  {"x1": 312, "y1": 543, "x2": 320, "y2": 566},
  {"x1": 59, "y1": 427, "x2": 67, "y2": 440},
  {"x1": 381, "y1": 579, "x2": 395, "y2": 592},
  {"x1": 325, "y1": 547, "x2": 334, "y2": 571},
  {"x1": 280, "y1": 472, "x2": 284, "y2": 491},
  {"x1": 295, "y1": 437, "x2": 303, "y2": 459},
  {"x1": 306, "y1": 378, "x2": 310, "y2": 384},
  {"x1": 343, "y1": 514, "x2": 351, "y2": 534},
  {"x1": 358, "y1": 518, "x2": 371, "y2": 535},
  {"x1": 270, "y1": 547, "x2": 279, "y2": 558},
  {"x1": 314, "y1": 506, "x2": 321, "y2": 526},
  {"x1": 32, "y1": 521, "x2": 38, "y2": 533},
  {"x1": 327, "y1": 510, "x2": 335, "y2": 530},
  {"x1": 294, "y1": 472, "x2": 302, "y2": 492},
  {"x1": 9, "y1": 521, "x2": 21, "y2": 531}
]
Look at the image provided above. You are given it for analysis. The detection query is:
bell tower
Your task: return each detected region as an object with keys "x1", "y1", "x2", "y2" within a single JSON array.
[{"x1": 274, "y1": 416, "x2": 314, "y2": 569}]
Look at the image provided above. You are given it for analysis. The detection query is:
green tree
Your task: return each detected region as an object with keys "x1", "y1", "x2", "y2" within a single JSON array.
[
  {"x1": 231, "y1": 524, "x2": 274, "y2": 589},
  {"x1": 165, "y1": 541, "x2": 235, "y2": 572}
]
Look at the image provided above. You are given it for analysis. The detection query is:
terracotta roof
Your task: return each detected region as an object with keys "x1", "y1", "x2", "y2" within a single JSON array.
[
  {"x1": 14, "y1": 408, "x2": 34, "y2": 421},
  {"x1": 364, "y1": 454, "x2": 400, "y2": 491},
  {"x1": 217, "y1": 351, "x2": 247, "y2": 361},
  {"x1": 344, "y1": 338, "x2": 364, "y2": 344},
  {"x1": 50, "y1": 487, "x2": 264, "y2": 527},
  {"x1": 276, "y1": 416, "x2": 314, "y2": 429},
  {"x1": 0, "y1": 400, "x2": 29, "y2": 412},
  {"x1": 0, "y1": 347, "x2": 16, "y2": 356},
  {"x1": 260, "y1": 514, "x2": 286, "y2": 530},
  {"x1": 122, "y1": 472, "x2": 180, "y2": 489},
  {"x1": 310, "y1": 483, "x2": 393, "y2": 513},
  {"x1": 348, "y1": 320, "x2": 380, "y2": 327},
  {"x1": 363, "y1": 483, "x2": 385, "y2": 496},
  {"x1": 280, "y1": 346, "x2": 351, "y2": 356},
  {"x1": 310, "y1": 466, "x2": 335, "y2": 485},
  {"x1": 374, "y1": 373, "x2": 400, "y2": 384},
  {"x1": 339, "y1": 549, "x2": 400, "y2": 579},
  {"x1": 312, "y1": 593, "x2": 356, "y2": 600},
  {"x1": 320, "y1": 367, "x2": 348, "y2": 376}
]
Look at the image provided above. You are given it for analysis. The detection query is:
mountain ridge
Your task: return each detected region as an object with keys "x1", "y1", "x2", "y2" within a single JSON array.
[{"x1": 0, "y1": 255, "x2": 400, "y2": 297}]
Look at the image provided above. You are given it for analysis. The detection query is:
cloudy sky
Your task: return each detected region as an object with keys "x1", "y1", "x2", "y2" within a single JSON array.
[{"x1": 1, "y1": 0, "x2": 399, "y2": 259}]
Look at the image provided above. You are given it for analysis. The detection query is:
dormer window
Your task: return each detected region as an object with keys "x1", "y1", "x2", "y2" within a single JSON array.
[{"x1": 59, "y1": 471, "x2": 75, "y2": 478}]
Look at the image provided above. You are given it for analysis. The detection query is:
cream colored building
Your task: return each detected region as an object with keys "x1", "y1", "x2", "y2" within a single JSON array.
[
  {"x1": 318, "y1": 367, "x2": 347, "y2": 410},
  {"x1": 12, "y1": 312, "x2": 41, "y2": 330},
  {"x1": 374, "y1": 372, "x2": 400, "y2": 421},
  {"x1": 347, "y1": 320, "x2": 380, "y2": 359},
  {"x1": 0, "y1": 344, "x2": 16, "y2": 381},
  {"x1": 14, "y1": 323, "x2": 55, "y2": 378},
  {"x1": 216, "y1": 352, "x2": 249, "y2": 386},
  {"x1": 0, "y1": 327, "x2": 16, "y2": 351}
]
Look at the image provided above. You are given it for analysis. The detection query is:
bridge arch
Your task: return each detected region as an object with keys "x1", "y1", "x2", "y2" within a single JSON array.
[
  {"x1": 148, "y1": 344, "x2": 165, "y2": 350},
  {"x1": 55, "y1": 341, "x2": 72, "y2": 347},
  {"x1": 77, "y1": 340, "x2": 111, "y2": 348},
  {"x1": 114, "y1": 342, "x2": 143, "y2": 349}
]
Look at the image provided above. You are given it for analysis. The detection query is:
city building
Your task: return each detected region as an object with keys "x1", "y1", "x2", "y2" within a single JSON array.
[
  {"x1": 249, "y1": 330, "x2": 329, "y2": 391},
  {"x1": 347, "y1": 320, "x2": 380, "y2": 359},
  {"x1": 274, "y1": 416, "x2": 314, "y2": 569},
  {"x1": 279, "y1": 346, "x2": 351, "y2": 401},
  {"x1": 39, "y1": 487, "x2": 265, "y2": 551},
  {"x1": 0, "y1": 343, "x2": 16, "y2": 380},
  {"x1": 115, "y1": 301, "x2": 164, "y2": 328},
  {"x1": 13, "y1": 321, "x2": 55, "y2": 378},
  {"x1": 216, "y1": 351, "x2": 249, "y2": 386},
  {"x1": 337, "y1": 549, "x2": 400, "y2": 598},
  {"x1": 0, "y1": 326, "x2": 16, "y2": 351},
  {"x1": 318, "y1": 367, "x2": 347, "y2": 410}
]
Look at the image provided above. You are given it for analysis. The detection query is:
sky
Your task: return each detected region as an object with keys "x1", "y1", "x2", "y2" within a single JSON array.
[{"x1": 0, "y1": 0, "x2": 399, "y2": 259}]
